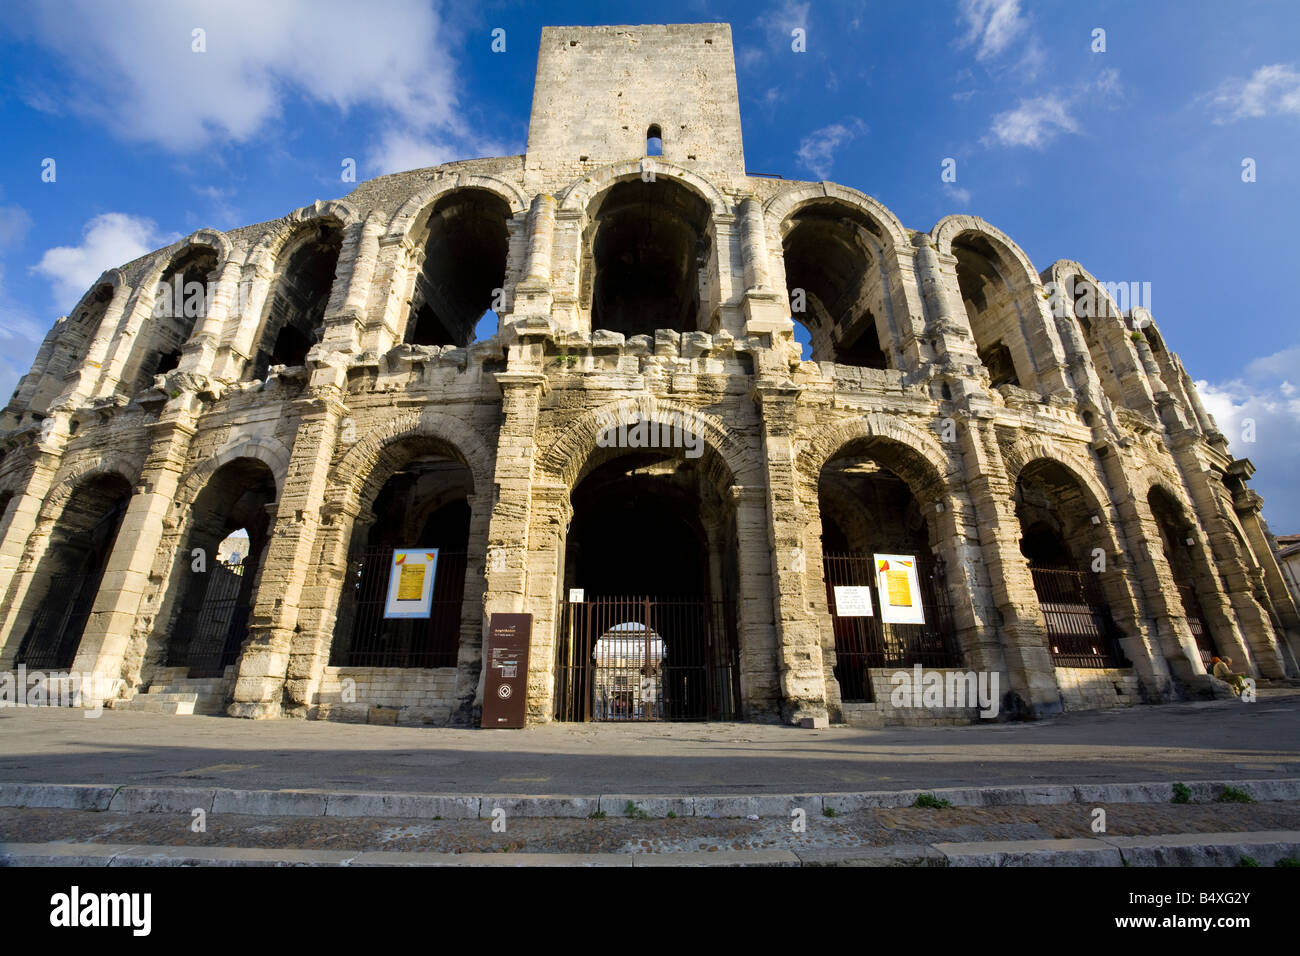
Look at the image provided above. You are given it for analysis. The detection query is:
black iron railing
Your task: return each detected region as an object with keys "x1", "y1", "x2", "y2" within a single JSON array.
[
  {"x1": 1176, "y1": 582, "x2": 1220, "y2": 669},
  {"x1": 1029, "y1": 565, "x2": 1128, "y2": 668},
  {"x1": 15, "y1": 570, "x2": 104, "y2": 670},
  {"x1": 822, "y1": 552, "x2": 960, "y2": 703},
  {"x1": 555, "y1": 596, "x2": 740, "y2": 722},
  {"x1": 330, "y1": 549, "x2": 467, "y2": 668},
  {"x1": 168, "y1": 561, "x2": 251, "y2": 678}
]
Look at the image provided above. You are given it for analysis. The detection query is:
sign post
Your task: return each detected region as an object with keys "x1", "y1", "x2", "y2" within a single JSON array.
[{"x1": 481, "y1": 613, "x2": 532, "y2": 728}]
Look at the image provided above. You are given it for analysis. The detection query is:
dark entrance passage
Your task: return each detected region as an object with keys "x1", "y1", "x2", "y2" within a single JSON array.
[
  {"x1": 166, "y1": 458, "x2": 276, "y2": 678},
  {"x1": 554, "y1": 450, "x2": 740, "y2": 722},
  {"x1": 331, "y1": 450, "x2": 473, "y2": 668},
  {"x1": 1015, "y1": 460, "x2": 1129, "y2": 668},
  {"x1": 817, "y1": 444, "x2": 961, "y2": 703},
  {"x1": 555, "y1": 596, "x2": 739, "y2": 721},
  {"x1": 1148, "y1": 486, "x2": 1221, "y2": 668},
  {"x1": 17, "y1": 472, "x2": 132, "y2": 670}
]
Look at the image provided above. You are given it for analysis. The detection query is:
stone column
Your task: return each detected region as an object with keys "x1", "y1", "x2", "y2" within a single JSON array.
[
  {"x1": 0, "y1": 446, "x2": 67, "y2": 664},
  {"x1": 229, "y1": 391, "x2": 346, "y2": 717},
  {"x1": 70, "y1": 407, "x2": 198, "y2": 700},
  {"x1": 957, "y1": 415, "x2": 1062, "y2": 716},
  {"x1": 752, "y1": 382, "x2": 828, "y2": 725},
  {"x1": 480, "y1": 372, "x2": 549, "y2": 721},
  {"x1": 739, "y1": 197, "x2": 771, "y2": 292},
  {"x1": 1169, "y1": 436, "x2": 1285, "y2": 678},
  {"x1": 731, "y1": 483, "x2": 780, "y2": 719}
]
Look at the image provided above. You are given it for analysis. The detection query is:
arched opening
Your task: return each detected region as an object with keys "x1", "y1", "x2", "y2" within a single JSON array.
[
  {"x1": 817, "y1": 440, "x2": 959, "y2": 702},
  {"x1": 405, "y1": 189, "x2": 511, "y2": 347},
  {"x1": 1068, "y1": 276, "x2": 1127, "y2": 408},
  {"x1": 163, "y1": 459, "x2": 277, "y2": 678},
  {"x1": 582, "y1": 178, "x2": 711, "y2": 338},
  {"x1": 123, "y1": 246, "x2": 219, "y2": 396},
  {"x1": 555, "y1": 443, "x2": 740, "y2": 721},
  {"x1": 953, "y1": 233, "x2": 1034, "y2": 391},
  {"x1": 27, "y1": 283, "x2": 114, "y2": 415},
  {"x1": 782, "y1": 202, "x2": 893, "y2": 369},
  {"x1": 16, "y1": 472, "x2": 132, "y2": 669},
  {"x1": 1148, "y1": 486, "x2": 1221, "y2": 668},
  {"x1": 251, "y1": 221, "x2": 343, "y2": 379},
  {"x1": 1014, "y1": 459, "x2": 1128, "y2": 667},
  {"x1": 646, "y1": 124, "x2": 663, "y2": 156},
  {"x1": 330, "y1": 445, "x2": 474, "y2": 669}
]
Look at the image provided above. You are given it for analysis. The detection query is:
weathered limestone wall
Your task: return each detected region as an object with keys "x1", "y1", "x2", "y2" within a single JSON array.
[{"x1": 0, "y1": 21, "x2": 1294, "y2": 731}]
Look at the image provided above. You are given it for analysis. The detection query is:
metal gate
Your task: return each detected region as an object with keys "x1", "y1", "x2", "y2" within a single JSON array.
[
  {"x1": 169, "y1": 561, "x2": 252, "y2": 678},
  {"x1": 554, "y1": 596, "x2": 740, "y2": 722},
  {"x1": 16, "y1": 570, "x2": 105, "y2": 670},
  {"x1": 1029, "y1": 566, "x2": 1129, "y2": 668},
  {"x1": 1176, "y1": 582, "x2": 1220, "y2": 669},
  {"x1": 823, "y1": 552, "x2": 960, "y2": 703}
]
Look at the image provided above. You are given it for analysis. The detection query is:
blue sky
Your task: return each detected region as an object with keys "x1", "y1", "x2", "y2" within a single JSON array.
[{"x1": 1, "y1": 0, "x2": 1298, "y2": 529}]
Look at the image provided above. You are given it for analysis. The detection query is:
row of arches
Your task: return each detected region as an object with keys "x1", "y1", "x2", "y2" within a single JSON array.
[
  {"x1": 3, "y1": 401, "x2": 1241, "y2": 721},
  {"x1": 23, "y1": 168, "x2": 1180, "y2": 438}
]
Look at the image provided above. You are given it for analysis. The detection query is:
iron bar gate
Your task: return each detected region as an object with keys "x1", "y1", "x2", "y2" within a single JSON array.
[
  {"x1": 1029, "y1": 565, "x2": 1128, "y2": 668},
  {"x1": 1176, "y1": 582, "x2": 1220, "y2": 669},
  {"x1": 822, "y1": 552, "x2": 960, "y2": 703},
  {"x1": 168, "y1": 561, "x2": 252, "y2": 678},
  {"x1": 330, "y1": 549, "x2": 467, "y2": 668},
  {"x1": 16, "y1": 570, "x2": 105, "y2": 670},
  {"x1": 554, "y1": 596, "x2": 740, "y2": 722}
]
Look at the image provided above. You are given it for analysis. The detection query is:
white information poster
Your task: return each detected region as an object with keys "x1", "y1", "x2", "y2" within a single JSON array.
[
  {"x1": 874, "y1": 554, "x2": 925, "y2": 625},
  {"x1": 383, "y1": 548, "x2": 439, "y2": 619},
  {"x1": 833, "y1": 585, "x2": 874, "y2": 617}
]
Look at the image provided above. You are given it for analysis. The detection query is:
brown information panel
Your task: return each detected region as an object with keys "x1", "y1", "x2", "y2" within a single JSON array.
[{"x1": 481, "y1": 613, "x2": 532, "y2": 728}]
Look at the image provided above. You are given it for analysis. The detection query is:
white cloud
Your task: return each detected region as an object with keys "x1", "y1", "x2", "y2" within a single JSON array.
[
  {"x1": 13, "y1": 0, "x2": 472, "y2": 167},
  {"x1": 0, "y1": 206, "x2": 34, "y2": 250},
  {"x1": 984, "y1": 71, "x2": 1121, "y2": 150},
  {"x1": 758, "y1": 0, "x2": 810, "y2": 50},
  {"x1": 944, "y1": 183, "x2": 972, "y2": 206},
  {"x1": 365, "y1": 128, "x2": 509, "y2": 179},
  {"x1": 32, "y1": 213, "x2": 177, "y2": 311},
  {"x1": 796, "y1": 120, "x2": 864, "y2": 180},
  {"x1": 1197, "y1": 343, "x2": 1300, "y2": 532},
  {"x1": 959, "y1": 0, "x2": 1029, "y2": 61},
  {"x1": 988, "y1": 94, "x2": 1079, "y2": 148},
  {"x1": 1208, "y1": 63, "x2": 1300, "y2": 123}
]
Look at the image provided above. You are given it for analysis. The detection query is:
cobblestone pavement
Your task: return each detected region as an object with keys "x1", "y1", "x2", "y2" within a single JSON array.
[
  {"x1": 1, "y1": 690, "x2": 1297, "y2": 796},
  {"x1": 3, "y1": 801, "x2": 1300, "y2": 855}
]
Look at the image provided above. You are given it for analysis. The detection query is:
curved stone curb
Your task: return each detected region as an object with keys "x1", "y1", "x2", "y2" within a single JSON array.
[
  {"x1": 0, "y1": 777, "x2": 1297, "y2": 820},
  {"x1": 2, "y1": 833, "x2": 1298, "y2": 867}
]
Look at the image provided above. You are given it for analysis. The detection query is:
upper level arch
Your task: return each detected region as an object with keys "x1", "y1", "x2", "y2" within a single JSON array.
[
  {"x1": 773, "y1": 196, "x2": 901, "y2": 369},
  {"x1": 933, "y1": 216, "x2": 1059, "y2": 395},
  {"x1": 247, "y1": 216, "x2": 346, "y2": 379},
  {"x1": 118, "y1": 241, "x2": 223, "y2": 396}
]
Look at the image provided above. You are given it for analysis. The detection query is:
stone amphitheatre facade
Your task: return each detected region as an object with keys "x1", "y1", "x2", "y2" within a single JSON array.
[{"x1": 1, "y1": 23, "x2": 1297, "y2": 727}]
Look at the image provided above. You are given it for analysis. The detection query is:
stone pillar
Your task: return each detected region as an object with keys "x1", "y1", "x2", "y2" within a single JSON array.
[
  {"x1": 523, "y1": 194, "x2": 556, "y2": 283},
  {"x1": 731, "y1": 484, "x2": 780, "y2": 718},
  {"x1": 753, "y1": 382, "x2": 828, "y2": 725},
  {"x1": 480, "y1": 372, "x2": 549, "y2": 721},
  {"x1": 739, "y1": 197, "x2": 771, "y2": 292},
  {"x1": 957, "y1": 416, "x2": 1062, "y2": 716},
  {"x1": 1169, "y1": 436, "x2": 1286, "y2": 678},
  {"x1": 70, "y1": 409, "x2": 198, "y2": 699},
  {"x1": 230, "y1": 392, "x2": 346, "y2": 717},
  {"x1": 1092, "y1": 448, "x2": 1196, "y2": 694},
  {"x1": 0, "y1": 447, "x2": 66, "y2": 664}
]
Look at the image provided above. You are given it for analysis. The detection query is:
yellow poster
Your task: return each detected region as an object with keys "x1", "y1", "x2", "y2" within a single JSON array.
[
  {"x1": 885, "y1": 569, "x2": 913, "y2": 607},
  {"x1": 384, "y1": 548, "x2": 439, "y2": 619},
  {"x1": 874, "y1": 554, "x2": 925, "y2": 625},
  {"x1": 396, "y1": 563, "x2": 426, "y2": 601}
]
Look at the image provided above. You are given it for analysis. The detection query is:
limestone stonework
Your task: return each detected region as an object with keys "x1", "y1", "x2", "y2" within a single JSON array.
[{"x1": 2, "y1": 23, "x2": 1297, "y2": 727}]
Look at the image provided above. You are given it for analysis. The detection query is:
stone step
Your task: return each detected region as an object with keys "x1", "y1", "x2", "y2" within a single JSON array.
[{"x1": 118, "y1": 693, "x2": 197, "y2": 715}]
